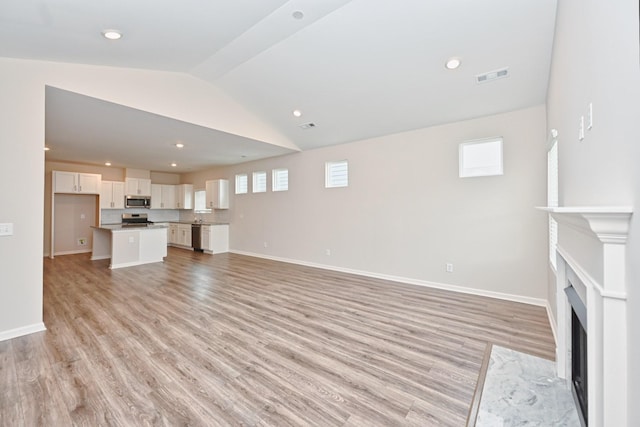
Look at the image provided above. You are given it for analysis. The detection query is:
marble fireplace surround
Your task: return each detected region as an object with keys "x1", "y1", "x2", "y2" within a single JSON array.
[{"x1": 540, "y1": 207, "x2": 633, "y2": 427}]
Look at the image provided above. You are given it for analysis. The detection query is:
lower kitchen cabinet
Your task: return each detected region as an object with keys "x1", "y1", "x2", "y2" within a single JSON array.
[
  {"x1": 201, "y1": 224, "x2": 229, "y2": 254},
  {"x1": 178, "y1": 224, "x2": 192, "y2": 247},
  {"x1": 168, "y1": 223, "x2": 191, "y2": 248}
]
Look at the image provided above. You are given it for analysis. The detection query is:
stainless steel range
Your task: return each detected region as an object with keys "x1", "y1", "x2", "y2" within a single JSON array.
[{"x1": 121, "y1": 213, "x2": 154, "y2": 227}]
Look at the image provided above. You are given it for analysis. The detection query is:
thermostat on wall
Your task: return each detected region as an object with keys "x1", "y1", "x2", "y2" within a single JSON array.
[{"x1": 0, "y1": 223, "x2": 14, "y2": 236}]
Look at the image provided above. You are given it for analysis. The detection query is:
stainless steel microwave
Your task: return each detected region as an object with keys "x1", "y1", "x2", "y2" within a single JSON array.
[{"x1": 125, "y1": 195, "x2": 151, "y2": 209}]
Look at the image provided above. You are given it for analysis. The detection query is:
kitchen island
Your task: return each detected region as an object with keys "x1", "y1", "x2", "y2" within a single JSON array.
[{"x1": 91, "y1": 224, "x2": 168, "y2": 269}]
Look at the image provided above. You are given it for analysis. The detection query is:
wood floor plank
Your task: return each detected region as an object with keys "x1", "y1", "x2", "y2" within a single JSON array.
[{"x1": 2, "y1": 249, "x2": 556, "y2": 426}]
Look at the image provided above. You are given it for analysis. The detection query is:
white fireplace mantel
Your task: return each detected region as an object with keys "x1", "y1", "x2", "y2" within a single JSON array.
[
  {"x1": 538, "y1": 206, "x2": 633, "y2": 427},
  {"x1": 539, "y1": 206, "x2": 632, "y2": 245}
]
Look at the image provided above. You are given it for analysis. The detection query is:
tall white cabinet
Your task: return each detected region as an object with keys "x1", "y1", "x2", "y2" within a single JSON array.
[
  {"x1": 151, "y1": 184, "x2": 176, "y2": 209},
  {"x1": 176, "y1": 184, "x2": 193, "y2": 209},
  {"x1": 100, "y1": 181, "x2": 125, "y2": 209},
  {"x1": 205, "y1": 179, "x2": 229, "y2": 209}
]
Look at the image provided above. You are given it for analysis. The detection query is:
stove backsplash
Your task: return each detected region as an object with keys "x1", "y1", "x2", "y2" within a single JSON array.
[{"x1": 101, "y1": 209, "x2": 180, "y2": 224}]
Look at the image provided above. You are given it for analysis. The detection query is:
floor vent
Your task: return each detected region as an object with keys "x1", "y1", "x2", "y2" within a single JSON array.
[
  {"x1": 476, "y1": 67, "x2": 509, "y2": 84},
  {"x1": 298, "y1": 122, "x2": 317, "y2": 130}
]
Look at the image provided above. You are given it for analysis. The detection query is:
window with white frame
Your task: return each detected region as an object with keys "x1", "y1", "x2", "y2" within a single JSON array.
[
  {"x1": 459, "y1": 137, "x2": 504, "y2": 178},
  {"x1": 235, "y1": 174, "x2": 248, "y2": 194},
  {"x1": 547, "y1": 131, "x2": 559, "y2": 269},
  {"x1": 272, "y1": 168, "x2": 288, "y2": 192},
  {"x1": 325, "y1": 160, "x2": 348, "y2": 188},
  {"x1": 252, "y1": 171, "x2": 267, "y2": 193},
  {"x1": 193, "y1": 190, "x2": 211, "y2": 213}
]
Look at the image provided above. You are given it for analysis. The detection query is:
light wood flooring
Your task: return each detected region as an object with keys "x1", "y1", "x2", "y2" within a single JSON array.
[{"x1": 1, "y1": 248, "x2": 555, "y2": 426}]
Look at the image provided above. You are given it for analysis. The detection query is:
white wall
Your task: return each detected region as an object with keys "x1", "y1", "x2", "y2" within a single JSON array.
[
  {"x1": 0, "y1": 61, "x2": 46, "y2": 339},
  {"x1": 546, "y1": 0, "x2": 640, "y2": 422},
  {"x1": 185, "y1": 106, "x2": 549, "y2": 302},
  {"x1": 0, "y1": 57, "x2": 295, "y2": 340}
]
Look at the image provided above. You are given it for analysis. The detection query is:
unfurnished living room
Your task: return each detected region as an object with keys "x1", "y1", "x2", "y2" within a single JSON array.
[{"x1": 1, "y1": 1, "x2": 639, "y2": 426}]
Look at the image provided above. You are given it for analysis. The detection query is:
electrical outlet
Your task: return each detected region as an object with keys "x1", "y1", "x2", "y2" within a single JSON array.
[
  {"x1": 77, "y1": 238, "x2": 87, "y2": 246},
  {"x1": 325, "y1": 249, "x2": 331, "y2": 256},
  {"x1": 446, "y1": 263, "x2": 454, "y2": 273},
  {"x1": 263, "y1": 241, "x2": 268, "y2": 248}
]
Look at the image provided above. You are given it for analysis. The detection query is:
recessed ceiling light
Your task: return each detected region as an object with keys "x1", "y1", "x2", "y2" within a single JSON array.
[
  {"x1": 445, "y1": 57, "x2": 461, "y2": 70},
  {"x1": 171, "y1": 163, "x2": 177, "y2": 167},
  {"x1": 292, "y1": 11, "x2": 304, "y2": 20},
  {"x1": 44, "y1": 146, "x2": 50, "y2": 151},
  {"x1": 292, "y1": 109, "x2": 302, "y2": 117},
  {"x1": 102, "y1": 30, "x2": 122, "y2": 40},
  {"x1": 175, "y1": 143, "x2": 184, "y2": 148},
  {"x1": 105, "y1": 162, "x2": 112, "y2": 166}
]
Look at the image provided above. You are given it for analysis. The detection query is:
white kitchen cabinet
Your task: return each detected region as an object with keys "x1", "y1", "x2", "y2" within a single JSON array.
[
  {"x1": 202, "y1": 224, "x2": 229, "y2": 254},
  {"x1": 53, "y1": 171, "x2": 101, "y2": 194},
  {"x1": 176, "y1": 184, "x2": 193, "y2": 209},
  {"x1": 126, "y1": 178, "x2": 152, "y2": 196},
  {"x1": 151, "y1": 184, "x2": 176, "y2": 209},
  {"x1": 168, "y1": 223, "x2": 179, "y2": 245},
  {"x1": 100, "y1": 181, "x2": 125, "y2": 209},
  {"x1": 177, "y1": 224, "x2": 192, "y2": 247},
  {"x1": 205, "y1": 179, "x2": 229, "y2": 209}
]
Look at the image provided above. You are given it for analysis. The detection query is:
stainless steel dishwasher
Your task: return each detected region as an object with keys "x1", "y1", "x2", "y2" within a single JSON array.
[{"x1": 191, "y1": 223, "x2": 203, "y2": 252}]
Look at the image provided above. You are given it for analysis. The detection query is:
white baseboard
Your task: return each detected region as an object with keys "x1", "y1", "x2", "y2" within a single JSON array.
[
  {"x1": 230, "y1": 250, "x2": 548, "y2": 307},
  {"x1": 54, "y1": 249, "x2": 92, "y2": 256},
  {"x1": 0, "y1": 322, "x2": 46, "y2": 342}
]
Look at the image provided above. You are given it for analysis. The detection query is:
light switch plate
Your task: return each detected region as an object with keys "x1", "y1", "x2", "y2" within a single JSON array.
[{"x1": 0, "y1": 223, "x2": 14, "y2": 236}]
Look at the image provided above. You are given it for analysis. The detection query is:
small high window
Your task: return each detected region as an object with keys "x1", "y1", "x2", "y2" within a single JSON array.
[
  {"x1": 459, "y1": 137, "x2": 503, "y2": 178},
  {"x1": 235, "y1": 174, "x2": 248, "y2": 194},
  {"x1": 252, "y1": 171, "x2": 267, "y2": 193},
  {"x1": 272, "y1": 168, "x2": 289, "y2": 192},
  {"x1": 325, "y1": 160, "x2": 348, "y2": 188}
]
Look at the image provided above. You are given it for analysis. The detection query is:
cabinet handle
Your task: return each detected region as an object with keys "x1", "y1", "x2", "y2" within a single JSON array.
[{"x1": 74, "y1": 185, "x2": 77, "y2": 191}]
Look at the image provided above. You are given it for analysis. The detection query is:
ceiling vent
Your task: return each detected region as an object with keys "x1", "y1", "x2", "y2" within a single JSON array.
[
  {"x1": 298, "y1": 122, "x2": 317, "y2": 130},
  {"x1": 476, "y1": 67, "x2": 509, "y2": 84}
]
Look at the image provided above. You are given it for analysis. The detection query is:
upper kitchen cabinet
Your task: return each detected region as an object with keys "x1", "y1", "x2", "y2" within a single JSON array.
[
  {"x1": 176, "y1": 184, "x2": 193, "y2": 210},
  {"x1": 100, "y1": 181, "x2": 125, "y2": 209},
  {"x1": 126, "y1": 178, "x2": 151, "y2": 196},
  {"x1": 205, "y1": 179, "x2": 229, "y2": 209},
  {"x1": 53, "y1": 171, "x2": 101, "y2": 194},
  {"x1": 151, "y1": 184, "x2": 176, "y2": 209}
]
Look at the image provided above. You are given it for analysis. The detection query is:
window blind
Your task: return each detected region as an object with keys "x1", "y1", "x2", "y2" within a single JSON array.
[
  {"x1": 325, "y1": 160, "x2": 348, "y2": 188},
  {"x1": 272, "y1": 168, "x2": 288, "y2": 192},
  {"x1": 548, "y1": 139, "x2": 558, "y2": 268},
  {"x1": 252, "y1": 171, "x2": 267, "y2": 193},
  {"x1": 235, "y1": 174, "x2": 248, "y2": 194}
]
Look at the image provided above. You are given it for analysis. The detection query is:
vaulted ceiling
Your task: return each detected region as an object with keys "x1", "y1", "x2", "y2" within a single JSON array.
[{"x1": 1, "y1": 0, "x2": 558, "y2": 172}]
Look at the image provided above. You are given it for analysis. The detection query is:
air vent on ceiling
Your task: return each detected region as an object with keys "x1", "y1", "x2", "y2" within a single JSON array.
[
  {"x1": 476, "y1": 67, "x2": 509, "y2": 84},
  {"x1": 298, "y1": 122, "x2": 317, "y2": 130}
]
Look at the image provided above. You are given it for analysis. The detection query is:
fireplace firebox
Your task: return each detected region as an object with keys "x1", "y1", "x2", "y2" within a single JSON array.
[
  {"x1": 565, "y1": 283, "x2": 587, "y2": 426},
  {"x1": 571, "y1": 308, "x2": 588, "y2": 425}
]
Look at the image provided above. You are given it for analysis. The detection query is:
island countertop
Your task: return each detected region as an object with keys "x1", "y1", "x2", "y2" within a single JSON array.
[
  {"x1": 91, "y1": 225, "x2": 167, "y2": 269},
  {"x1": 95, "y1": 224, "x2": 169, "y2": 231}
]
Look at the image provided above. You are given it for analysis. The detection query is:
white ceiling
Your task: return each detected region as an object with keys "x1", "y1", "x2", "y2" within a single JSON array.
[{"x1": 1, "y1": 0, "x2": 558, "y2": 173}]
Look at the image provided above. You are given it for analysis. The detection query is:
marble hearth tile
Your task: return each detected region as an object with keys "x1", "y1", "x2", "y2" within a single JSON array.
[{"x1": 476, "y1": 345, "x2": 580, "y2": 427}]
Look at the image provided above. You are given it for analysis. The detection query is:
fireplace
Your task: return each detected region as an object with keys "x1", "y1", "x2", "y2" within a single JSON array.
[{"x1": 541, "y1": 206, "x2": 632, "y2": 427}]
